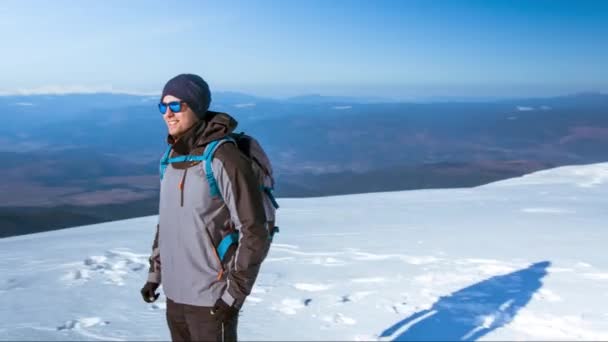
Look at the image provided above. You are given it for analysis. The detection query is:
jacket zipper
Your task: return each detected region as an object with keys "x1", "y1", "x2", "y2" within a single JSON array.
[
  {"x1": 204, "y1": 227, "x2": 225, "y2": 280},
  {"x1": 179, "y1": 168, "x2": 188, "y2": 207}
]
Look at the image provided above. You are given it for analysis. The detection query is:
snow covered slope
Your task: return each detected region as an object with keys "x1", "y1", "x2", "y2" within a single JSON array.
[{"x1": 1, "y1": 163, "x2": 608, "y2": 341}]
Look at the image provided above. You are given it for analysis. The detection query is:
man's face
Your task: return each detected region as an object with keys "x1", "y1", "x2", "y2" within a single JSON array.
[{"x1": 161, "y1": 95, "x2": 199, "y2": 139}]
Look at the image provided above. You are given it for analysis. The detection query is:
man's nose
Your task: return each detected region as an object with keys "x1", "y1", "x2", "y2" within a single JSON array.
[{"x1": 164, "y1": 109, "x2": 175, "y2": 118}]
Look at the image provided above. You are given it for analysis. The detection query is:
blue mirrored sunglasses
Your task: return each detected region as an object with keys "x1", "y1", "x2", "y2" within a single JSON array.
[{"x1": 158, "y1": 101, "x2": 186, "y2": 114}]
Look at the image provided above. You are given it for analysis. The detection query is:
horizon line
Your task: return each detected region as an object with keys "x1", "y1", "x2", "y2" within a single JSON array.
[{"x1": 0, "y1": 86, "x2": 606, "y2": 102}]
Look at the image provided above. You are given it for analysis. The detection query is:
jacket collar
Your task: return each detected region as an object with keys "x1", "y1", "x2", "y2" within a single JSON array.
[{"x1": 167, "y1": 111, "x2": 238, "y2": 155}]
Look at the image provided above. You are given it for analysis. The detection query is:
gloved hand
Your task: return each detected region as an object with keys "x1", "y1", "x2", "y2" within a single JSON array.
[
  {"x1": 140, "y1": 281, "x2": 160, "y2": 303},
  {"x1": 210, "y1": 298, "x2": 239, "y2": 322}
]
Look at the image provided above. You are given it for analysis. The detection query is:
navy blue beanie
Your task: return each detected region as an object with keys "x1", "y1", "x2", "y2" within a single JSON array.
[{"x1": 161, "y1": 74, "x2": 211, "y2": 119}]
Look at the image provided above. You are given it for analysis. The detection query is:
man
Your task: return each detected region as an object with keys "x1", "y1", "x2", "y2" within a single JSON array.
[{"x1": 140, "y1": 74, "x2": 270, "y2": 341}]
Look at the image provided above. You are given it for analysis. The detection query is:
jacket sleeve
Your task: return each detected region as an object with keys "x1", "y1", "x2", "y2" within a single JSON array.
[
  {"x1": 213, "y1": 142, "x2": 269, "y2": 308},
  {"x1": 147, "y1": 223, "x2": 162, "y2": 283}
]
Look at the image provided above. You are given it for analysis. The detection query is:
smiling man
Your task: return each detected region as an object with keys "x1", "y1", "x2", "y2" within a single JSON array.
[{"x1": 140, "y1": 74, "x2": 270, "y2": 342}]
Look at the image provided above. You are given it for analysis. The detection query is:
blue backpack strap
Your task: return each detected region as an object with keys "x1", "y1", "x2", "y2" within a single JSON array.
[
  {"x1": 261, "y1": 186, "x2": 280, "y2": 209},
  {"x1": 160, "y1": 146, "x2": 210, "y2": 179},
  {"x1": 203, "y1": 140, "x2": 222, "y2": 198},
  {"x1": 167, "y1": 155, "x2": 206, "y2": 163},
  {"x1": 270, "y1": 226, "x2": 280, "y2": 241},
  {"x1": 217, "y1": 231, "x2": 240, "y2": 262},
  {"x1": 159, "y1": 146, "x2": 173, "y2": 180},
  {"x1": 203, "y1": 137, "x2": 235, "y2": 199}
]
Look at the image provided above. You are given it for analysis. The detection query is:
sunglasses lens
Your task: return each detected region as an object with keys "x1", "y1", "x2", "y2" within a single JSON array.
[
  {"x1": 158, "y1": 103, "x2": 167, "y2": 114},
  {"x1": 168, "y1": 101, "x2": 182, "y2": 112}
]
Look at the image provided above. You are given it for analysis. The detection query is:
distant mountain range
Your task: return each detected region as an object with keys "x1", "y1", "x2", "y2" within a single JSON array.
[{"x1": 1, "y1": 91, "x2": 607, "y2": 237}]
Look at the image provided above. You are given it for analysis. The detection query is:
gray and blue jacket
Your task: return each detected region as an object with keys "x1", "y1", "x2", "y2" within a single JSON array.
[{"x1": 147, "y1": 111, "x2": 270, "y2": 309}]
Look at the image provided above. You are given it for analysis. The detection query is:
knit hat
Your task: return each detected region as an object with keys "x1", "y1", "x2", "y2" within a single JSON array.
[{"x1": 161, "y1": 74, "x2": 211, "y2": 119}]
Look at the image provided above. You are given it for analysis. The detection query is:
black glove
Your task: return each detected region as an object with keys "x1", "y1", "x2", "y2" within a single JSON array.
[
  {"x1": 140, "y1": 281, "x2": 160, "y2": 303},
  {"x1": 210, "y1": 298, "x2": 239, "y2": 322}
]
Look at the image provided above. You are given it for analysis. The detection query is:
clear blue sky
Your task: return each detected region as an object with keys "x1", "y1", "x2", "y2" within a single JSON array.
[{"x1": 1, "y1": 0, "x2": 607, "y2": 99}]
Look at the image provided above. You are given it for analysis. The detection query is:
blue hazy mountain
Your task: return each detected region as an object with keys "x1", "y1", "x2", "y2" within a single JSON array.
[
  {"x1": 1, "y1": 92, "x2": 607, "y2": 237},
  {"x1": 2, "y1": 91, "x2": 607, "y2": 163}
]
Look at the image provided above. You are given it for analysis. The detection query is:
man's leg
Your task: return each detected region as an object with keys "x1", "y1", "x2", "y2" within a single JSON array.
[
  {"x1": 222, "y1": 313, "x2": 239, "y2": 342},
  {"x1": 166, "y1": 298, "x2": 191, "y2": 341},
  {"x1": 183, "y1": 304, "x2": 223, "y2": 341}
]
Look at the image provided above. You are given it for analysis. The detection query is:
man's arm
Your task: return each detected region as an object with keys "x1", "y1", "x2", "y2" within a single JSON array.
[
  {"x1": 213, "y1": 142, "x2": 269, "y2": 309},
  {"x1": 147, "y1": 223, "x2": 162, "y2": 283}
]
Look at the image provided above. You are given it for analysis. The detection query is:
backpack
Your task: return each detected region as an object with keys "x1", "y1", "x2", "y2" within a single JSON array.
[{"x1": 159, "y1": 132, "x2": 279, "y2": 262}]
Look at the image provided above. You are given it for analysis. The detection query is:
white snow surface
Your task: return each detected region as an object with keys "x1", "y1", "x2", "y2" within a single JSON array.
[{"x1": 1, "y1": 162, "x2": 608, "y2": 341}]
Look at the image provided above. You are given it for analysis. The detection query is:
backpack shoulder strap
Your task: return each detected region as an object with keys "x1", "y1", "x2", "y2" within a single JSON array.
[
  {"x1": 159, "y1": 146, "x2": 209, "y2": 179},
  {"x1": 203, "y1": 137, "x2": 236, "y2": 199},
  {"x1": 159, "y1": 146, "x2": 173, "y2": 180},
  {"x1": 159, "y1": 136, "x2": 235, "y2": 183}
]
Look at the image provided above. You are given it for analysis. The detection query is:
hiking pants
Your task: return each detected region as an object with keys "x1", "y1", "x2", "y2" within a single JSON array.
[{"x1": 166, "y1": 298, "x2": 238, "y2": 342}]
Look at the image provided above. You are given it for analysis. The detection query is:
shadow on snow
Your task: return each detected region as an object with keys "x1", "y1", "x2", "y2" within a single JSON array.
[{"x1": 379, "y1": 261, "x2": 551, "y2": 341}]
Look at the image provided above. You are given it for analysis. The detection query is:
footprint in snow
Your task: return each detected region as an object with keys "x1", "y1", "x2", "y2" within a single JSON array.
[
  {"x1": 62, "y1": 249, "x2": 148, "y2": 286},
  {"x1": 390, "y1": 302, "x2": 409, "y2": 314},
  {"x1": 57, "y1": 317, "x2": 109, "y2": 330},
  {"x1": 272, "y1": 298, "x2": 310, "y2": 315},
  {"x1": 338, "y1": 291, "x2": 376, "y2": 304},
  {"x1": 1, "y1": 277, "x2": 29, "y2": 291}
]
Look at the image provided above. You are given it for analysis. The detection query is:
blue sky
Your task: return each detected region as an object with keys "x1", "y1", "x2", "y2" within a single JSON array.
[{"x1": 1, "y1": 0, "x2": 607, "y2": 99}]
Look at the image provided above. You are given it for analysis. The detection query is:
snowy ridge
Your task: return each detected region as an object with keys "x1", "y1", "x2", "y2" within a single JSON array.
[
  {"x1": 1, "y1": 162, "x2": 608, "y2": 340},
  {"x1": 483, "y1": 162, "x2": 608, "y2": 188}
]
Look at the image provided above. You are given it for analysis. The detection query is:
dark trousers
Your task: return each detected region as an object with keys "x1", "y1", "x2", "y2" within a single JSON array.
[{"x1": 166, "y1": 298, "x2": 238, "y2": 342}]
